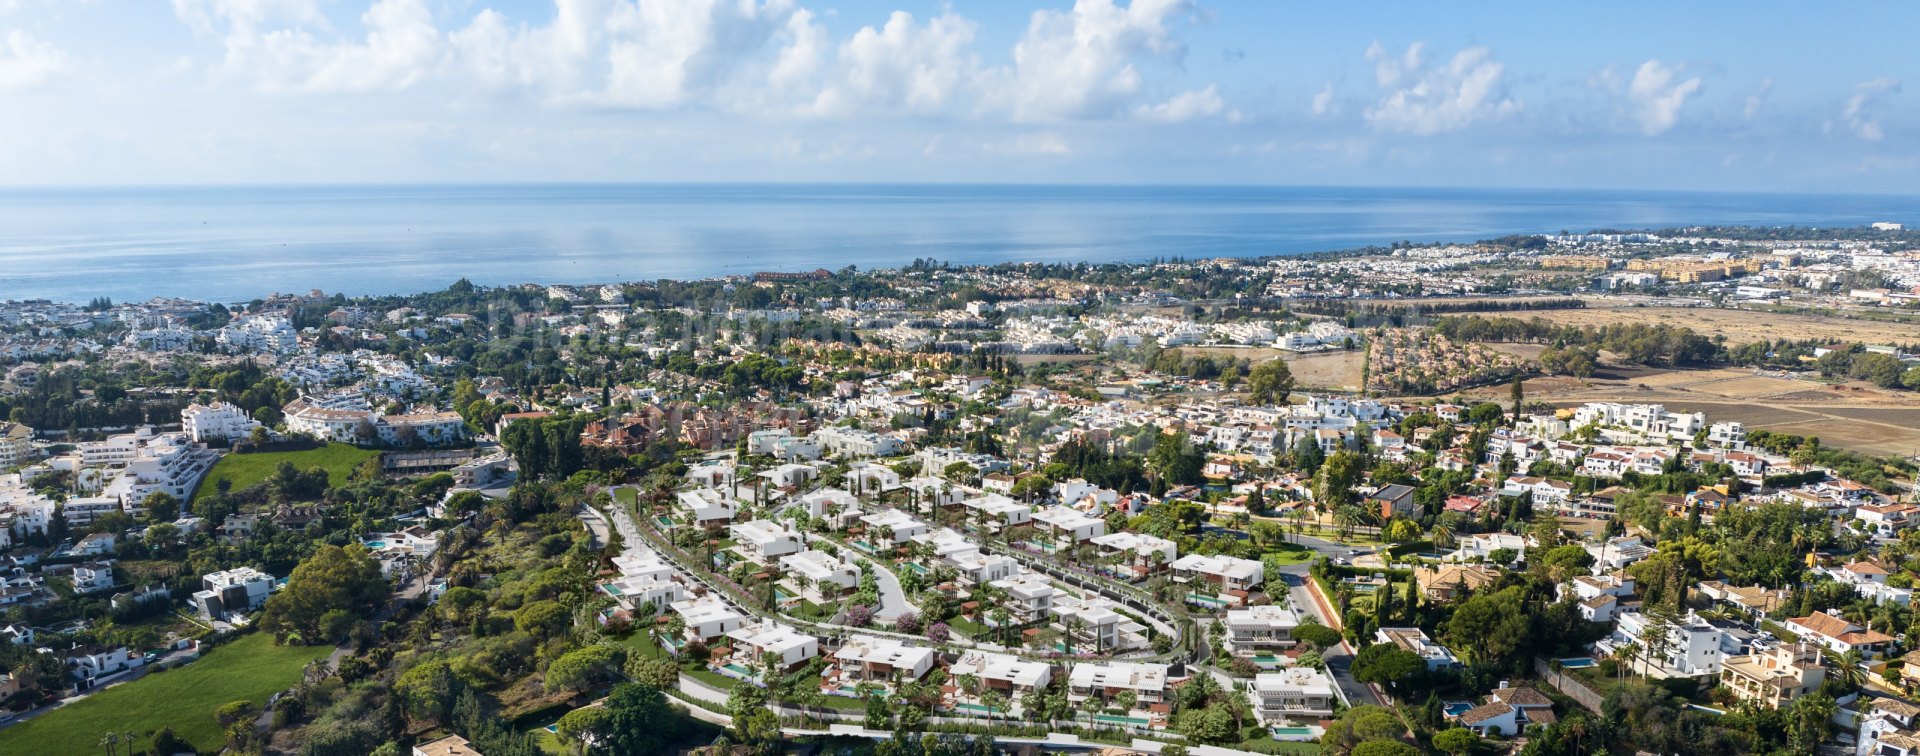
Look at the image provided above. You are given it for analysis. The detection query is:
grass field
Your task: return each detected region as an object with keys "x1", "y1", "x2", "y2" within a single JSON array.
[
  {"x1": 0, "y1": 633, "x2": 331, "y2": 756},
  {"x1": 192, "y1": 443, "x2": 379, "y2": 504}
]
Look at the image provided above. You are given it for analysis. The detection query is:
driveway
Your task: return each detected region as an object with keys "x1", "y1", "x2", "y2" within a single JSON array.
[{"x1": 803, "y1": 533, "x2": 909, "y2": 621}]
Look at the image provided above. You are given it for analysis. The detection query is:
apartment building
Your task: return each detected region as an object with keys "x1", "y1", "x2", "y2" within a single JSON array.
[{"x1": 1718, "y1": 641, "x2": 1826, "y2": 710}]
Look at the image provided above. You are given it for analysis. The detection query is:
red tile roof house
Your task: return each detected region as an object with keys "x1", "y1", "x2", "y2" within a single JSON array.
[{"x1": 1786, "y1": 610, "x2": 1897, "y2": 658}]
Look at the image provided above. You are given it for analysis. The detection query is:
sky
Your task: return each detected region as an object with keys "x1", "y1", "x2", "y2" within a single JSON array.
[{"x1": 0, "y1": 0, "x2": 1913, "y2": 192}]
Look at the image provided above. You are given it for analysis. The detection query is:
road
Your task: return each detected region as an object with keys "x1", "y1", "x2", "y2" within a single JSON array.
[
  {"x1": 803, "y1": 533, "x2": 910, "y2": 621},
  {"x1": 1269, "y1": 532, "x2": 1388, "y2": 709}
]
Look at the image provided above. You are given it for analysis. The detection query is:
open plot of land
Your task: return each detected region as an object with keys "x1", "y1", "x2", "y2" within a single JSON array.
[
  {"x1": 0, "y1": 633, "x2": 331, "y2": 756},
  {"x1": 1283, "y1": 350, "x2": 1364, "y2": 391},
  {"x1": 1450, "y1": 365, "x2": 1920, "y2": 457},
  {"x1": 192, "y1": 443, "x2": 380, "y2": 504},
  {"x1": 1515, "y1": 302, "x2": 1920, "y2": 345}
]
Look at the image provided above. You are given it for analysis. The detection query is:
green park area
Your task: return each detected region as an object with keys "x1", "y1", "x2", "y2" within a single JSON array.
[
  {"x1": 0, "y1": 633, "x2": 332, "y2": 755},
  {"x1": 192, "y1": 443, "x2": 379, "y2": 504}
]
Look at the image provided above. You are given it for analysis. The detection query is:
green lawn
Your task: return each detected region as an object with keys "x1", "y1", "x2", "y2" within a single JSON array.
[
  {"x1": 193, "y1": 444, "x2": 379, "y2": 504},
  {"x1": 613, "y1": 487, "x2": 638, "y2": 507},
  {"x1": 0, "y1": 633, "x2": 332, "y2": 755}
]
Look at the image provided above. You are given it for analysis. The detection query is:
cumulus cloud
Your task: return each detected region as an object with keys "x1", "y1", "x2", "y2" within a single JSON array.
[
  {"x1": 176, "y1": 0, "x2": 440, "y2": 93},
  {"x1": 1001, "y1": 0, "x2": 1196, "y2": 121},
  {"x1": 1310, "y1": 82, "x2": 1336, "y2": 116},
  {"x1": 1744, "y1": 78, "x2": 1772, "y2": 120},
  {"x1": 1625, "y1": 60, "x2": 1701, "y2": 135},
  {"x1": 807, "y1": 9, "x2": 979, "y2": 116},
  {"x1": 0, "y1": 28, "x2": 64, "y2": 89},
  {"x1": 169, "y1": 0, "x2": 1215, "y2": 122},
  {"x1": 1363, "y1": 41, "x2": 1517, "y2": 135},
  {"x1": 1841, "y1": 77, "x2": 1900, "y2": 141},
  {"x1": 1134, "y1": 85, "x2": 1223, "y2": 122}
]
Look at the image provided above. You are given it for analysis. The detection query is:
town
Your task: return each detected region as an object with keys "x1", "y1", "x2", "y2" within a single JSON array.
[{"x1": 0, "y1": 225, "x2": 1918, "y2": 756}]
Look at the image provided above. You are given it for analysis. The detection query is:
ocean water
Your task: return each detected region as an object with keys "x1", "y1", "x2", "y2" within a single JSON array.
[{"x1": 0, "y1": 183, "x2": 1913, "y2": 304}]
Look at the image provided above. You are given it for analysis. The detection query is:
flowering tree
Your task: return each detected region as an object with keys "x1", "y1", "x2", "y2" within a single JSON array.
[{"x1": 926, "y1": 622, "x2": 951, "y2": 643}]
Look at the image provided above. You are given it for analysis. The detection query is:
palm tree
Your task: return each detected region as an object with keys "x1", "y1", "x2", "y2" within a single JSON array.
[
  {"x1": 99, "y1": 732, "x2": 120, "y2": 756},
  {"x1": 1334, "y1": 505, "x2": 1365, "y2": 541},
  {"x1": 1610, "y1": 641, "x2": 1637, "y2": 681},
  {"x1": 1836, "y1": 648, "x2": 1867, "y2": 689},
  {"x1": 1430, "y1": 522, "x2": 1455, "y2": 550}
]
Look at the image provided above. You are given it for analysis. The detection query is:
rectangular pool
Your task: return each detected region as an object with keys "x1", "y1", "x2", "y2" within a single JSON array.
[
  {"x1": 1444, "y1": 702, "x2": 1473, "y2": 717},
  {"x1": 1557, "y1": 657, "x2": 1598, "y2": 668}
]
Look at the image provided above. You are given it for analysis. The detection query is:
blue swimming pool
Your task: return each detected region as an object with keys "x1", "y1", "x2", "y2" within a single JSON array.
[
  {"x1": 1444, "y1": 701, "x2": 1473, "y2": 717},
  {"x1": 1558, "y1": 657, "x2": 1598, "y2": 668}
]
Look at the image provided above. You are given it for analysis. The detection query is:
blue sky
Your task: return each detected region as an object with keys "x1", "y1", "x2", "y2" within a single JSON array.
[{"x1": 0, "y1": 1, "x2": 1912, "y2": 192}]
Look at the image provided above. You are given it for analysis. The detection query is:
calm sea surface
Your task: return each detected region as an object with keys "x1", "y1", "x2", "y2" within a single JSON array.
[{"x1": 0, "y1": 184, "x2": 1913, "y2": 304}]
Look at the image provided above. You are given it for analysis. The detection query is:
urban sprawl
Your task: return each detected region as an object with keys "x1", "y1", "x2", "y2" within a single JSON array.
[{"x1": 2, "y1": 225, "x2": 1920, "y2": 756}]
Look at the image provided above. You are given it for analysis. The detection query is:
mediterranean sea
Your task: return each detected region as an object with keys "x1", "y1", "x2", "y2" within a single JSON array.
[{"x1": 0, "y1": 183, "x2": 1913, "y2": 304}]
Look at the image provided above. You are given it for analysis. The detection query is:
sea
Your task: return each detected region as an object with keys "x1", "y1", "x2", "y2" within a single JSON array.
[{"x1": 0, "y1": 183, "x2": 1913, "y2": 304}]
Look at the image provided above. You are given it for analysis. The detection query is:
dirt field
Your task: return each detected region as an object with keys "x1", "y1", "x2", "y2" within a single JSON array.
[
  {"x1": 1514, "y1": 301, "x2": 1920, "y2": 345},
  {"x1": 1446, "y1": 364, "x2": 1920, "y2": 458},
  {"x1": 1284, "y1": 351, "x2": 1365, "y2": 391}
]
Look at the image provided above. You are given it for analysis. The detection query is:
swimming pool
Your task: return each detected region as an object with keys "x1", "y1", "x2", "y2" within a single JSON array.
[
  {"x1": 1093, "y1": 714, "x2": 1151, "y2": 726},
  {"x1": 1558, "y1": 657, "x2": 1598, "y2": 669},
  {"x1": 1271, "y1": 726, "x2": 1318, "y2": 738},
  {"x1": 364, "y1": 540, "x2": 387, "y2": 549},
  {"x1": 1444, "y1": 702, "x2": 1473, "y2": 717}
]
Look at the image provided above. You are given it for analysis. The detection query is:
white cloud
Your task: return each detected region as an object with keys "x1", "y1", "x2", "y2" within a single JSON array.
[
  {"x1": 1310, "y1": 82, "x2": 1336, "y2": 116},
  {"x1": 808, "y1": 9, "x2": 979, "y2": 116},
  {"x1": 1135, "y1": 85, "x2": 1223, "y2": 122},
  {"x1": 1625, "y1": 60, "x2": 1700, "y2": 135},
  {"x1": 1001, "y1": 0, "x2": 1195, "y2": 121},
  {"x1": 177, "y1": 0, "x2": 439, "y2": 93},
  {"x1": 1842, "y1": 77, "x2": 1900, "y2": 141},
  {"x1": 1744, "y1": 78, "x2": 1772, "y2": 119},
  {"x1": 0, "y1": 28, "x2": 64, "y2": 89},
  {"x1": 1363, "y1": 41, "x2": 1517, "y2": 135},
  {"x1": 166, "y1": 0, "x2": 1214, "y2": 121}
]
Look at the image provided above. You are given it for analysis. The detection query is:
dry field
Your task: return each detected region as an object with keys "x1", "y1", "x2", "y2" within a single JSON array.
[
  {"x1": 1446, "y1": 365, "x2": 1920, "y2": 457},
  {"x1": 1513, "y1": 302, "x2": 1920, "y2": 345}
]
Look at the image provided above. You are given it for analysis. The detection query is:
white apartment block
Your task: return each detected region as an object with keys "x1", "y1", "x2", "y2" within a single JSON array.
[
  {"x1": 217, "y1": 315, "x2": 299, "y2": 354},
  {"x1": 0, "y1": 423, "x2": 32, "y2": 468},
  {"x1": 813, "y1": 426, "x2": 905, "y2": 458},
  {"x1": 181, "y1": 402, "x2": 262, "y2": 443}
]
